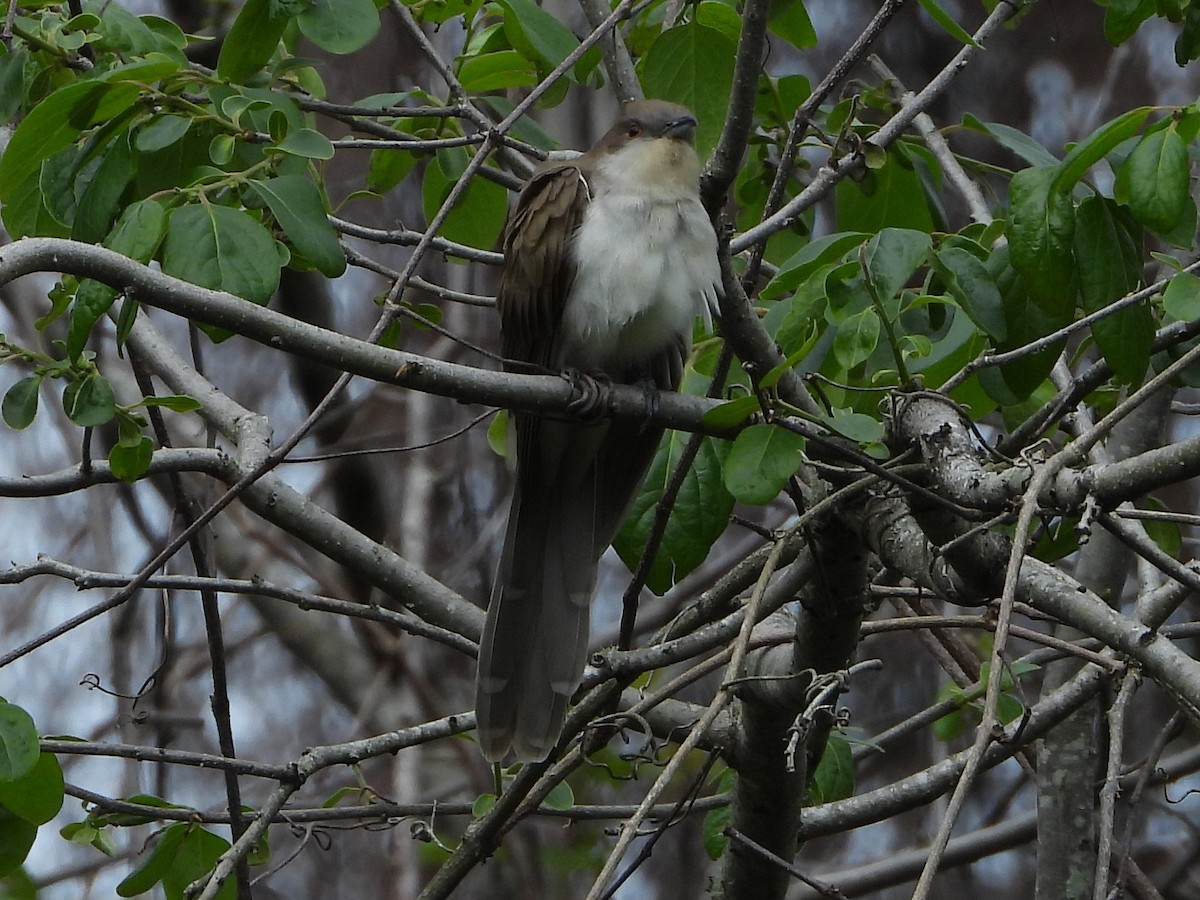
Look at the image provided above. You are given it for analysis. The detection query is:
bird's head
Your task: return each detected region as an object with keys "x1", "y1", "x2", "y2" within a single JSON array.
[{"x1": 591, "y1": 100, "x2": 702, "y2": 195}]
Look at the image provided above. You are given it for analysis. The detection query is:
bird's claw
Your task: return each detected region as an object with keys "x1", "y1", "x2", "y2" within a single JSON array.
[{"x1": 563, "y1": 368, "x2": 613, "y2": 422}]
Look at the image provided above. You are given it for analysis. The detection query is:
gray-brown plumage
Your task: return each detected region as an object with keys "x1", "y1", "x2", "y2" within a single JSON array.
[{"x1": 475, "y1": 100, "x2": 722, "y2": 761}]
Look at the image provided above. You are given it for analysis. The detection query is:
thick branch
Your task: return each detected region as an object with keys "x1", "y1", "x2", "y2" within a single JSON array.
[{"x1": 0, "y1": 238, "x2": 719, "y2": 433}]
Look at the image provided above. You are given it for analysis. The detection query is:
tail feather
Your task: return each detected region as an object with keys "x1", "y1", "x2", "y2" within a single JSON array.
[
  {"x1": 476, "y1": 476, "x2": 597, "y2": 761},
  {"x1": 475, "y1": 365, "x2": 675, "y2": 761}
]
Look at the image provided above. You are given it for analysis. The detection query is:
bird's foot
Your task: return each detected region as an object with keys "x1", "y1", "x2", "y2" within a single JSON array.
[{"x1": 563, "y1": 368, "x2": 613, "y2": 422}]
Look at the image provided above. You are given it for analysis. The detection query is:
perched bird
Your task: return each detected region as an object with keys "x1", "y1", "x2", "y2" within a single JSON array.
[{"x1": 475, "y1": 100, "x2": 722, "y2": 761}]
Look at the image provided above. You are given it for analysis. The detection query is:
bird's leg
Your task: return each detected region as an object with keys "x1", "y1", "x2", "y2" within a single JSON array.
[
  {"x1": 562, "y1": 368, "x2": 613, "y2": 422},
  {"x1": 633, "y1": 377, "x2": 660, "y2": 434}
]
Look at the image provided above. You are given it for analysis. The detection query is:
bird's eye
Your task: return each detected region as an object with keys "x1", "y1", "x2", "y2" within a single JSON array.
[{"x1": 627, "y1": 123, "x2": 642, "y2": 138}]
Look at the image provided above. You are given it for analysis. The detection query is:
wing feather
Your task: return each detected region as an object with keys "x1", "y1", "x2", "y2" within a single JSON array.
[{"x1": 498, "y1": 164, "x2": 589, "y2": 370}]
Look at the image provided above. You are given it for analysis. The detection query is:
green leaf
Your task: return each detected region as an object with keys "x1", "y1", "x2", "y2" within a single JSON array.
[
  {"x1": 1141, "y1": 498, "x2": 1182, "y2": 558},
  {"x1": 496, "y1": 0, "x2": 585, "y2": 74},
  {"x1": 216, "y1": 0, "x2": 287, "y2": 81},
  {"x1": 0, "y1": 865, "x2": 37, "y2": 899},
  {"x1": 1073, "y1": 196, "x2": 1152, "y2": 384},
  {"x1": 95, "y1": 56, "x2": 182, "y2": 86},
  {"x1": 297, "y1": 0, "x2": 381, "y2": 54},
  {"x1": 208, "y1": 134, "x2": 236, "y2": 167},
  {"x1": 39, "y1": 144, "x2": 86, "y2": 231},
  {"x1": 2, "y1": 378, "x2": 40, "y2": 431},
  {"x1": 163, "y1": 205, "x2": 282, "y2": 304},
  {"x1": 835, "y1": 149, "x2": 934, "y2": 233},
  {"x1": 1103, "y1": 0, "x2": 1153, "y2": 44},
  {"x1": 700, "y1": 395, "x2": 760, "y2": 431},
  {"x1": 486, "y1": 409, "x2": 509, "y2": 460},
  {"x1": 1007, "y1": 165, "x2": 1076, "y2": 308},
  {"x1": 917, "y1": 0, "x2": 979, "y2": 45},
  {"x1": 135, "y1": 115, "x2": 192, "y2": 153},
  {"x1": 1162, "y1": 271, "x2": 1200, "y2": 321},
  {"x1": 701, "y1": 769, "x2": 735, "y2": 860},
  {"x1": 1176, "y1": 2, "x2": 1200, "y2": 63},
  {"x1": 458, "y1": 50, "x2": 538, "y2": 92},
  {"x1": 106, "y1": 199, "x2": 169, "y2": 262},
  {"x1": 89, "y1": 0, "x2": 185, "y2": 59},
  {"x1": 832, "y1": 307, "x2": 881, "y2": 370},
  {"x1": 761, "y1": 232, "x2": 868, "y2": 301},
  {"x1": 0, "y1": 47, "x2": 29, "y2": 127},
  {"x1": 73, "y1": 132, "x2": 134, "y2": 244},
  {"x1": 932, "y1": 246, "x2": 1007, "y2": 341},
  {"x1": 768, "y1": 0, "x2": 817, "y2": 49},
  {"x1": 0, "y1": 704, "x2": 39, "y2": 783},
  {"x1": 62, "y1": 375, "x2": 116, "y2": 427},
  {"x1": 67, "y1": 280, "x2": 119, "y2": 361},
  {"x1": 109, "y1": 437, "x2": 154, "y2": 482},
  {"x1": 819, "y1": 408, "x2": 884, "y2": 444},
  {"x1": 805, "y1": 732, "x2": 854, "y2": 805},
  {"x1": 411, "y1": 0, "x2": 474, "y2": 23},
  {"x1": 134, "y1": 395, "x2": 202, "y2": 412},
  {"x1": 116, "y1": 822, "x2": 188, "y2": 896},
  {"x1": 66, "y1": 199, "x2": 168, "y2": 360},
  {"x1": 0, "y1": 808, "x2": 36, "y2": 878},
  {"x1": 272, "y1": 128, "x2": 335, "y2": 160},
  {"x1": 0, "y1": 754, "x2": 64, "y2": 825},
  {"x1": 962, "y1": 115, "x2": 1059, "y2": 167},
  {"x1": 0, "y1": 80, "x2": 141, "y2": 214},
  {"x1": 543, "y1": 781, "x2": 574, "y2": 811},
  {"x1": 471, "y1": 793, "x2": 497, "y2": 817},
  {"x1": 697, "y1": 1, "x2": 742, "y2": 42},
  {"x1": 250, "y1": 176, "x2": 346, "y2": 277},
  {"x1": 722, "y1": 424, "x2": 806, "y2": 505},
  {"x1": 614, "y1": 434, "x2": 734, "y2": 595},
  {"x1": 96, "y1": 793, "x2": 191, "y2": 827},
  {"x1": 118, "y1": 823, "x2": 235, "y2": 899},
  {"x1": 1116, "y1": 125, "x2": 1191, "y2": 234},
  {"x1": 1055, "y1": 106, "x2": 1151, "y2": 191},
  {"x1": 640, "y1": 23, "x2": 737, "y2": 158},
  {"x1": 160, "y1": 826, "x2": 234, "y2": 900},
  {"x1": 60, "y1": 821, "x2": 98, "y2": 846},
  {"x1": 862, "y1": 227, "x2": 932, "y2": 303},
  {"x1": 976, "y1": 248, "x2": 1064, "y2": 403},
  {"x1": 421, "y1": 151, "x2": 508, "y2": 250},
  {"x1": 367, "y1": 149, "x2": 418, "y2": 193}
]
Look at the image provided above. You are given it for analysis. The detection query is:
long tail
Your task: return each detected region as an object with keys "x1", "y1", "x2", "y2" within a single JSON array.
[{"x1": 475, "y1": 471, "x2": 599, "y2": 761}]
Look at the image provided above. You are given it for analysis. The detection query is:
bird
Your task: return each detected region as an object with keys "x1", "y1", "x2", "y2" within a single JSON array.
[{"x1": 474, "y1": 100, "x2": 723, "y2": 762}]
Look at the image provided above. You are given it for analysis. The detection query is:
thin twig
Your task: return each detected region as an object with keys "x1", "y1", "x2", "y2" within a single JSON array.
[
  {"x1": 732, "y1": 0, "x2": 1025, "y2": 252},
  {"x1": 1095, "y1": 668, "x2": 1140, "y2": 900},
  {"x1": 585, "y1": 530, "x2": 795, "y2": 898}
]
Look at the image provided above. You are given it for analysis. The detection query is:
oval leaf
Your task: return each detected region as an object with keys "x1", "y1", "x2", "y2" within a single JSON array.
[
  {"x1": 163, "y1": 205, "x2": 282, "y2": 304},
  {"x1": 1117, "y1": 125, "x2": 1190, "y2": 234},
  {"x1": 723, "y1": 424, "x2": 806, "y2": 505},
  {"x1": 250, "y1": 175, "x2": 346, "y2": 277},
  {"x1": 614, "y1": 433, "x2": 734, "y2": 595},
  {"x1": 216, "y1": 0, "x2": 287, "y2": 81},
  {"x1": 0, "y1": 703, "x2": 39, "y2": 783},
  {"x1": 0, "y1": 753, "x2": 64, "y2": 825},
  {"x1": 2, "y1": 377, "x2": 40, "y2": 430},
  {"x1": 62, "y1": 375, "x2": 116, "y2": 428},
  {"x1": 297, "y1": 0, "x2": 380, "y2": 54},
  {"x1": 862, "y1": 227, "x2": 932, "y2": 303},
  {"x1": 0, "y1": 807, "x2": 37, "y2": 878}
]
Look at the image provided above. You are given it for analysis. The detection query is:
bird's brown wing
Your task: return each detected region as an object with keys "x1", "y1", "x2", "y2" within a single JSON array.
[{"x1": 497, "y1": 162, "x2": 589, "y2": 372}]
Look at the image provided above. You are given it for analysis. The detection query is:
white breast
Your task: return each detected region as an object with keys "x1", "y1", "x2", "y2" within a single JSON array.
[{"x1": 557, "y1": 144, "x2": 721, "y2": 374}]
